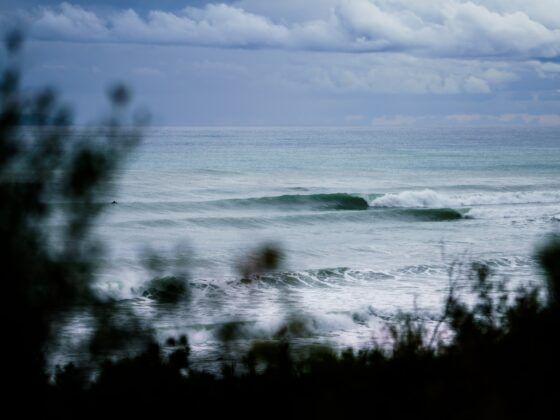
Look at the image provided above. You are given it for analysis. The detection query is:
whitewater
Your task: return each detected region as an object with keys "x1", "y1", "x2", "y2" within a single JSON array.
[{"x1": 49, "y1": 126, "x2": 560, "y2": 369}]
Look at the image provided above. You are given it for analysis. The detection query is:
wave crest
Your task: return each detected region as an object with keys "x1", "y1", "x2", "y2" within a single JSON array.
[
  {"x1": 370, "y1": 189, "x2": 560, "y2": 208},
  {"x1": 370, "y1": 189, "x2": 449, "y2": 208},
  {"x1": 223, "y1": 193, "x2": 369, "y2": 211}
]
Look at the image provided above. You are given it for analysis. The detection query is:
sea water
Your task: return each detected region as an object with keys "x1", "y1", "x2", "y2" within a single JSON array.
[{"x1": 52, "y1": 126, "x2": 560, "y2": 368}]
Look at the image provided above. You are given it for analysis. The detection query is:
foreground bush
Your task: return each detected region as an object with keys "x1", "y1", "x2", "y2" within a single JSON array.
[{"x1": 44, "y1": 236, "x2": 559, "y2": 418}]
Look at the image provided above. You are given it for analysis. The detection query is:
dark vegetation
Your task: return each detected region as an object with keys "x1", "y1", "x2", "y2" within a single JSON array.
[
  {"x1": 3, "y1": 33, "x2": 560, "y2": 418},
  {"x1": 141, "y1": 276, "x2": 189, "y2": 302}
]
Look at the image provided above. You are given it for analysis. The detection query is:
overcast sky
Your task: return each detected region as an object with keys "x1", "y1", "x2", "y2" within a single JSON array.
[{"x1": 1, "y1": 0, "x2": 559, "y2": 126}]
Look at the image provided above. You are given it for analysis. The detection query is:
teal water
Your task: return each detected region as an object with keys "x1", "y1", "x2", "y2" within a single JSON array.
[{"x1": 53, "y1": 126, "x2": 560, "y2": 367}]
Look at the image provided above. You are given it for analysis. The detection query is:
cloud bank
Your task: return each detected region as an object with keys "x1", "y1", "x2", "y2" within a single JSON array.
[
  {"x1": 371, "y1": 113, "x2": 560, "y2": 126},
  {"x1": 274, "y1": 53, "x2": 521, "y2": 94},
  {"x1": 19, "y1": 1, "x2": 560, "y2": 58},
  {"x1": 5, "y1": 1, "x2": 558, "y2": 125}
]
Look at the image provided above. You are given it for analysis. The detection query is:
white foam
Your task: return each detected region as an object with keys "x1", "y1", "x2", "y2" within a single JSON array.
[
  {"x1": 454, "y1": 191, "x2": 560, "y2": 206},
  {"x1": 370, "y1": 189, "x2": 560, "y2": 208},
  {"x1": 370, "y1": 189, "x2": 450, "y2": 208}
]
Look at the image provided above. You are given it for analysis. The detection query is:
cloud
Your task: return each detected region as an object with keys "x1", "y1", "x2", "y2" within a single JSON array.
[
  {"x1": 445, "y1": 113, "x2": 560, "y2": 125},
  {"x1": 132, "y1": 67, "x2": 162, "y2": 76},
  {"x1": 9, "y1": 2, "x2": 559, "y2": 124},
  {"x1": 15, "y1": 1, "x2": 560, "y2": 59},
  {"x1": 271, "y1": 53, "x2": 518, "y2": 94},
  {"x1": 344, "y1": 114, "x2": 366, "y2": 122},
  {"x1": 32, "y1": 2, "x2": 109, "y2": 41},
  {"x1": 371, "y1": 113, "x2": 560, "y2": 126},
  {"x1": 371, "y1": 115, "x2": 421, "y2": 125},
  {"x1": 530, "y1": 60, "x2": 560, "y2": 78}
]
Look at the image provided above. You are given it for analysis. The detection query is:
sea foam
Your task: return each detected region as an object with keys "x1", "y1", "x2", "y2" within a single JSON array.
[{"x1": 370, "y1": 189, "x2": 560, "y2": 208}]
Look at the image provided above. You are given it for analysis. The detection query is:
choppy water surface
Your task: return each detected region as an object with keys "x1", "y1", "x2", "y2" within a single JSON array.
[{"x1": 52, "y1": 126, "x2": 560, "y2": 368}]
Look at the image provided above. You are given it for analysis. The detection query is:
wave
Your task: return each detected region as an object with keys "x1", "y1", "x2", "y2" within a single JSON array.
[
  {"x1": 218, "y1": 193, "x2": 370, "y2": 211},
  {"x1": 391, "y1": 208, "x2": 465, "y2": 221},
  {"x1": 117, "y1": 189, "x2": 560, "y2": 215},
  {"x1": 370, "y1": 189, "x2": 448, "y2": 208},
  {"x1": 111, "y1": 189, "x2": 558, "y2": 228},
  {"x1": 256, "y1": 267, "x2": 394, "y2": 288},
  {"x1": 109, "y1": 207, "x2": 466, "y2": 230},
  {"x1": 370, "y1": 189, "x2": 560, "y2": 208}
]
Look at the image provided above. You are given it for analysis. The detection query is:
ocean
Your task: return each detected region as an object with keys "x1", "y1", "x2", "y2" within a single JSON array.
[{"x1": 51, "y1": 126, "x2": 560, "y2": 368}]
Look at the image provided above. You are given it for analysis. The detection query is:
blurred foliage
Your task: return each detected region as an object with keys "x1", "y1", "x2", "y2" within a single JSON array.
[
  {"x1": 47, "y1": 234, "x2": 560, "y2": 416},
  {"x1": 1, "y1": 30, "x2": 157, "y2": 395},
  {"x1": 141, "y1": 276, "x2": 189, "y2": 302},
  {"x1": 237, "y1": 243, "x2": 284, "y2": 282}
]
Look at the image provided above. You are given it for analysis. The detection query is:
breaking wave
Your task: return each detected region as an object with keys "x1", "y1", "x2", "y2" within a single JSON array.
[{"x1": 370, "y1": 189, "x2": 560, "y2": 208}]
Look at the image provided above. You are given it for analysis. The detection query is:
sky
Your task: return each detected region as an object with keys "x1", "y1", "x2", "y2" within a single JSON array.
[{"x1": 1, "y1": 0, "x2": 559, "y2": 126}]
